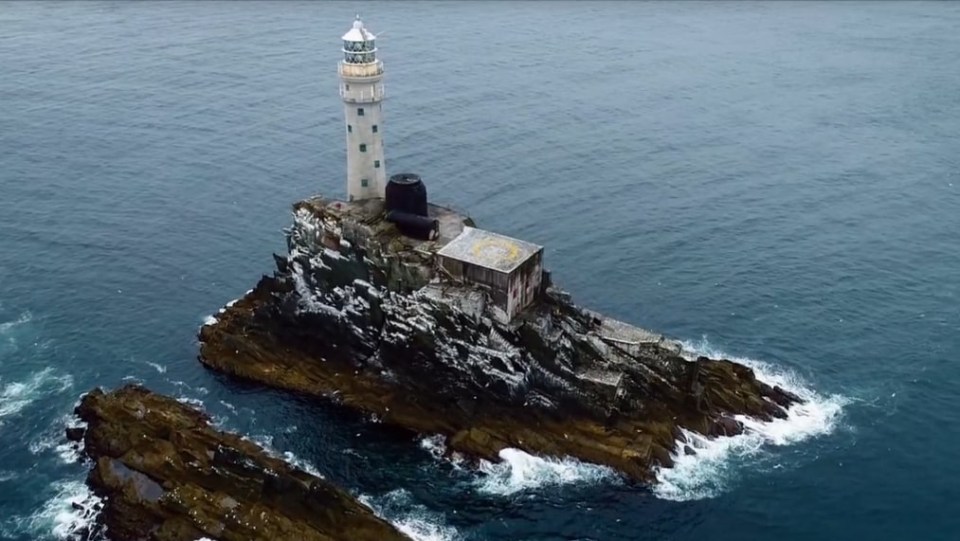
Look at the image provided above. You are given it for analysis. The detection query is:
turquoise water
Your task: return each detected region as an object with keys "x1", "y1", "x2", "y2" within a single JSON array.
[{"x1": 1, "y1": 1, "x2": 958, "y2": 539}]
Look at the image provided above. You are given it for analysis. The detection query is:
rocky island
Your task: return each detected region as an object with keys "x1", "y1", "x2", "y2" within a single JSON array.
[
  {"x1": 49, "y1": 16, "x2": 811, "y2": 541},
  {"x1": 198, "y1": 195, "x2": 801, "y2": 483},
  {"x1": 194, "y1": 16, "x2": 801, "y2": 487},
  {"x1": 66, "y1": 385, "x2": 411, "y2": 541}
]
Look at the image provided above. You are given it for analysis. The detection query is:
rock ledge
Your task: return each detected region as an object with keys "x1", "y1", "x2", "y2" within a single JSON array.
[{"x1": 68, "y1": 384, "x2": 410, "y2": 541}]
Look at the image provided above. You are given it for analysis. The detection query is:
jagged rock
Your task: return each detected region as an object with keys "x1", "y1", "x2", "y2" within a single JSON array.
[
  {"x1": 65, "y1": 426, "x2": 85, "y2": 442},
  {"x1": 71, "y1": 384, "x2": 410, "y2": 541},
  {"x1": 198, "y1": 196, "x2": 801, "y2": 483},
  {"x1": 708, "y1": 416, "x2": 744, "y2": 437}
]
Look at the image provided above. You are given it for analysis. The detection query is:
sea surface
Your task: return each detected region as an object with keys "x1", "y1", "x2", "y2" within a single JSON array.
[{"x1": 1, "y1": 1, "x2": 958, "y2": 540}]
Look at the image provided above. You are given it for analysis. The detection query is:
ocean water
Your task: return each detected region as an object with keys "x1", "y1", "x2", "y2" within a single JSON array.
[{"x1": 1, "y1": 1, "x2": 958, "y2": 539}]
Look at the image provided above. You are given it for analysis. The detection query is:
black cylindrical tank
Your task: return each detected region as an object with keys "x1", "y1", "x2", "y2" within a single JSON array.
[
  {"x1": 385, "y1": 173, "x2": 428, "y2": 217},
  {"x1": 385, "y1": 210, "x2": 439, "y2": 241}
]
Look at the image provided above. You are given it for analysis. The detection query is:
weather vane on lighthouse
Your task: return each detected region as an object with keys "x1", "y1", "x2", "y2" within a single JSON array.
[{"x1": 339, "y1": 16, "x2": 386, "y2": 201}]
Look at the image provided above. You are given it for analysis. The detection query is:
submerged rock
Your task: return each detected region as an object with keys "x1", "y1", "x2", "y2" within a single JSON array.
[
  {"x1": 199, "y1": 196, "x2": 801, "y2": 483},
  {"x1": 70, "y1": 384, "x2": 410, "y2": 541}
]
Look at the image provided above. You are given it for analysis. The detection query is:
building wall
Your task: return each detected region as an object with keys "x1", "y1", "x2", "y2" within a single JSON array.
[
  {"x1": 506, "y1": 250, "x2": 543, "y2": 319},
  {"x1": 340, "y1": 65, "x2": 387, "y2": 201},
  {"x1": 438, "y1": 250, "x2": 544, "y2": 322}
]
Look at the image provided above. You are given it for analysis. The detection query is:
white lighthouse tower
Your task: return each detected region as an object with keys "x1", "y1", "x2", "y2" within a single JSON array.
[{"x1": 339, "y1": 16, "x2": 387, "y2": 201}]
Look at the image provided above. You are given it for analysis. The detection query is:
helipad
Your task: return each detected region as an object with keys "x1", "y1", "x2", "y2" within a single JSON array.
[{"x1": 436, "y1": 227, "x2": 542, "y2": 273}]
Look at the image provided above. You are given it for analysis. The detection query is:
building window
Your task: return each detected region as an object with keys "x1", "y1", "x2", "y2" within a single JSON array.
[
  {"x1": 374, "y1": 160, "x2": 380, "y2": 168},
  {"x1": 345, "y1": 84, "x2": 350, "y2": 90},
  {"x1": 359, "y1": 144, "x2": 367, "y2": 152},
  {"x1": 357, "y1": 108, "x2": 365, "y2": 116},
  {"x1": 347, "y1": 125, "x2": 352, "y2": 133},
  {"x1": 372, "y1": 124, "x2": 378, "y2": 133},
  {"x1": 361, "y1": 178, "x2": 369, "y2": 187}
]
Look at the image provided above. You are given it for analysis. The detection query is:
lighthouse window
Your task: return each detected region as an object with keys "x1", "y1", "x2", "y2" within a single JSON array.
[
  {"x1": 359, "y1": 144, "x2": 367, "y2": 152},
  {"x1": 372, "y1": 125, "x2": 378, "y2": 133},
  {"x1": 361, "y1": 178, "x2": 369, "y2": 187},
  {"x1": 357, "y1": 108, "x2": 365, "y2": 116},
  {"x1": 345, "y1": 84, "x2": 350, "y2": 90},
  {"x1": 374, "y1": 160, "x2": 381, "y2": 168},
  {"x1": 347, "y1": 125, "x2": 352, "y2": 133}
]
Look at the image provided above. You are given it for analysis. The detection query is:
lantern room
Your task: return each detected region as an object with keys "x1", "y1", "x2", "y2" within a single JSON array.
[{"x1": 341, "y1": 16, "x2": 377, "y2": 64}]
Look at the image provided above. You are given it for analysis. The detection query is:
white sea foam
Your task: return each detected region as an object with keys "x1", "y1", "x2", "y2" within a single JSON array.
[
  {"x1": 0, "y1": 311, "x2": 32, "y2": 334},
  {"x1": 419, "y1": 434, "x2": 447, "y2": 460},
  {"x1": 280, "y1": 451, "x2": 324, "y2": 478},
  {"x1": 56, "y1": 441, "x2": 84, "y2": 464},
  {"x1": 5, "y1": 479, "x2": 103, "y2": 540},
  {"x1": 652, "y1": 338, "x2": 849, "y2": 501},
  {"x1": 28, "y1": 435, "x2": 82, "y2": 464},
  {"x1": 145, "y1": 361, "x2": 167, "y2": 374},
  {"x1": 248, "y1": 433, "x2": 274, "y2": 448},
  {"x1": 475, "y1": 448, "x2": 617, "y2": 496},
  {"x1": 0, "y1": 368, "x2": 73, "y2": 422},
  {"x1": 202, "y1": 315, "x2": 217, "y2": 326},
  {"x1": 29, "y1": 414, "x2": 88, "y2": 464},
  {"x1": 219, "y1": 400, "x2": 237, "y2": 414},
  {"x1": 418, "y1": 434, "x2": 467, "y2": 469},
  {"x1": 418, "y1": 436, "x2": 614, "y2": 494},
  {"x1": 176, "y1": 396, "x2": 204, "y2": 408},
  {"x1": 171, "y1": 380, "x2": 209, "y2": 411},
  {"x1": 360, "y1": 489, "x2": 460, "y2": 541},
  {"x1": 243, "y1": 433, "x2": 324, "y2": 478}
]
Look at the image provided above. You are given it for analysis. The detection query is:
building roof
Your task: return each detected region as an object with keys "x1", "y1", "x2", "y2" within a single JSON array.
[
  {"x1": 436, "y1": 227, "x2": 542, "y2": 274},
  {"x1": 342, "y1": 17, "x2": 376, "y2": 42}
]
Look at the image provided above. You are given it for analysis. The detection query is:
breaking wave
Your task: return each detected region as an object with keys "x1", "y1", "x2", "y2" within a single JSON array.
[
  {"x1": 0, "y1": 368, "x2": 74, "y2": 425},
  {"x1": 360, "y1": 489, "x2": 461, "y2": 541},
  {"x1": 199, "y1": 297, "x2": 241, "y2": 328},
  {"x1": 475, "y1": 448, "x2": 617, "y2": 496},
  {"x1": 2, "y1": 479, "x2": 102, "y2": 540},
  {"x1": 28, "y1": 412, "x2": 87, "y2": 464},
  {"x1": 652, "y1": 338, "x2": 849, "y2": 501},
  {"x1": 418, "y1": 435, "x2": 615, "y2": 495}
]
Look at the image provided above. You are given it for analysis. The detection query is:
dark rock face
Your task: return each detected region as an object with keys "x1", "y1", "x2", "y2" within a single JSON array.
[
  {"x1": 198, "y1": 197, "x2": 801, "y2": 483},
  {"x1": 65, "y1": 426, "x2": 85, "y2": 442},
  {"x1": 71, "y1": 385, "x2": 410, "y2": 541}
]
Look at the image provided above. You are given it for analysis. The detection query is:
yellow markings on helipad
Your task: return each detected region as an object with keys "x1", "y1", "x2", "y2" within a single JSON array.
[{"x1": 471, "y1": 237, "x2": 522, "y2": 264}]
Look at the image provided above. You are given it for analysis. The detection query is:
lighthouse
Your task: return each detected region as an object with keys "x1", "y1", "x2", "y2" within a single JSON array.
[{"x1": 339, "y1": 16, "x2": 386, "y2": 202}]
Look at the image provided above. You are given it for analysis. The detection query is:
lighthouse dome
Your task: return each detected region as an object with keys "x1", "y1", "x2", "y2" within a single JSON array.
[{"x1": 342, "y1": 17, "x2": 376, "y2": 43}]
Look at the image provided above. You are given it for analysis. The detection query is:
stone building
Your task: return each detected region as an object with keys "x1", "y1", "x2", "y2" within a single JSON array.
[{"x1": 436, "y1": 227, "x2": 544, "y2": 323}]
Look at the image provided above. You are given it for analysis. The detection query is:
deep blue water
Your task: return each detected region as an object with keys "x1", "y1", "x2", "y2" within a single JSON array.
[{"x1": 2, "y1": 1, "x2": 959, "y2": 539}]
